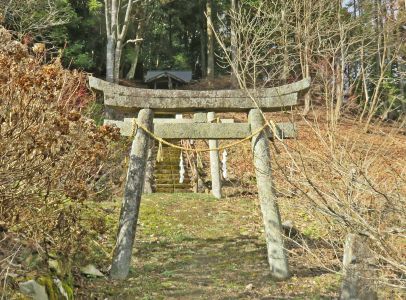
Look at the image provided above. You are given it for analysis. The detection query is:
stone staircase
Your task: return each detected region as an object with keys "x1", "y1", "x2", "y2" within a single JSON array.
[{"x1": 153, "y1": 142, "x2": 192, "y2": 193}]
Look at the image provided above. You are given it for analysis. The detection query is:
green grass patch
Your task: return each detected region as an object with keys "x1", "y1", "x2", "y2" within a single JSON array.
[{"x1": 76, "y1": 193, "x2": 343, "y2": 299}]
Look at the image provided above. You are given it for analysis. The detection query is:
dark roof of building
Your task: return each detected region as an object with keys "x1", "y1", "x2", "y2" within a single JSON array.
[{"x1": 145, "y1": 70, "x2": 192, "y2": 83}]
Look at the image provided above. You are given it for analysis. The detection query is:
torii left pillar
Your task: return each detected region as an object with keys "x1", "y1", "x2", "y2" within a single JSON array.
[{"x1": 110, "y1": 108, "x2": 154, "y2": 280}]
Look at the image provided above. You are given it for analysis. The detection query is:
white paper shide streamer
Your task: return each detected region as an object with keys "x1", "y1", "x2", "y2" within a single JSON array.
[
  {"x1": 179, "y1": 151, "x2": 185, "y2": 183},
  {"x1": 222, "y1": 150, "x2": 228, "y2": 179}
]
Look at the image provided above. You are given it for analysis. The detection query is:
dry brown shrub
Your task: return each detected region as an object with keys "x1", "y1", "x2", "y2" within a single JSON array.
[
  {"x1": 272, "y1": 116, "x2": 406, "y2": 289},
  {"x1": 0, "y1": 26, "x2": 121, "y2": 256}
]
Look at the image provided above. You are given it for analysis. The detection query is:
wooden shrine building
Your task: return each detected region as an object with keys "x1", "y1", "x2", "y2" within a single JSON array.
[{"x1": 145, "y1": 70, "x2": 192, "y2": 89}]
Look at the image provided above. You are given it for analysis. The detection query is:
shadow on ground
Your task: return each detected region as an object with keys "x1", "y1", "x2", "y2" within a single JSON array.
[{"x1": 79, "y1": 235, "x2": 338, "y2": 299}]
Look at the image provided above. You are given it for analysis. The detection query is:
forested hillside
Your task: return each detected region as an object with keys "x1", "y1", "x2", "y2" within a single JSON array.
[
  {"x1": 1, "y1": 0, "x2": 405, "y2": 119},
  {"x1": 0, "y1": 0, "x2": 405, "y2": 299}
]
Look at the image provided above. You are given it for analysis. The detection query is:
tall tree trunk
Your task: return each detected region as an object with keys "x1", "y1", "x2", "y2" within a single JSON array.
[
  {"x1": 106, "y1": 35, "x2": 115, "y2": 83},
  {"x1": 114, "y1": 40, "x2": 123, "y2": 83},
  {"x1": 281, "y1": 6, "x2": 289, "y2": 83},
  {"x1": 126, "y1": 42, "x2": 142, "y2": 80},
  {"x1": 200, "y1": 0, "x2": 207, "y2": 78},
  {"x1": 401, "y1": 62, "x2": 406, "y2": 114},
  {"x1": 335, "y1": 62, "x2": 344, "y2": 122},
  {"x1": 104, "y1": 0, "x2": 117, "y2": 82},
  {"x1": 359, "y1": 44, "x2": 370, "y2": 122},
  {"x1": 104, "y1": 0, "x2": 133, "y2": 84},
  {"x1": 230, "y1": 0, "x2": 238, "y2": 88},
  {"x1": 200, "y1": 30, "x2": 207, "y2": 77},
  {"x1": 301, "y1": 0, "x2": 311, "y2": 116},
  {"x1": 126, "y1": 1, "x2": 154, "y2": 81},
  {"x1": 335, "y1": 7, "x2": 346, "y2": 122},
  {"x1": 206, "y1": 0, "x2": 215, "y2": 79},
  {"x1": 374, "y1": 0, "x2": 383, "y2": 79},
  {"x1": 398, "y1": 0, "x2": 406, "y2": 113},
  {"x1": 302, "y1": 49, "x2": 311, "y2": 116},
  {"x1": 168, "y1": 14, "x2": 173, "y2": 49}
]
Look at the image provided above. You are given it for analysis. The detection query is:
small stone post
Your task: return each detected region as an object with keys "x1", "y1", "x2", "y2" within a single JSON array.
[
  {"x1": 192, "y1": 113, "x2": 207, "y2": 193},
  {"x1": 249, "y1": 109, "x2": 289, "y2": 280},
  {"x1": 110, "y1": 108, "x2": 154, "y2": 280},
  {"x1": 340, "y1": 234, "x2": 377, "y2": 300},
  {"x1": 193, "y1": 112, "x2": 207, "y2": 122},
  {"x1": 207, "y1": 112, "x2": 222, "y2": 199}
]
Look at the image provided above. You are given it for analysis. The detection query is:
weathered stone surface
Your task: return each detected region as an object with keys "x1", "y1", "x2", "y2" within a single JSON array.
[
  {"x1": 89, "y1": 76, "x2": 310, "y2": 98},
  {"x1": 193, "y1": 112, "x2": 207, "y2": 122},
  {"x1": 80, "y1": 264, "x2": 104, "y2": 277},
  {"x1": 104, "y1": 119, "x2": 296, "y2": 140},
  {"x1": 110, "y1": 109, "x2": 153, "y2": 280},
  {"x1": 208, "y1": 112, "x2": 222, "y2": 199},
  {"x1": 103, "y1": 93, "x2": 298, "y2": 113},
  {"x1": 48, "y1": 259, "x2": 63, "y2": 276},
  {"x1": 89, "y1": 76, "x2": 310, "y2": 113},
  {"x1": 118, "y1": 117, "x2": 235, "y2": 123},
  {"x1": 340, "y1": 234, "x2": 377, "y2": 300},
  {"x1": 143, "y1": 139, "x2": 155, "y2": 194},
  {"x1": 157, "y1": 123, "x2": 252, "y2": 140},
  {"x1": 19, "y1": 280, "x2": 48, "y2": 300},
  {"x1": 249, "y1": 109, "x2": 289, "y2": 280}
]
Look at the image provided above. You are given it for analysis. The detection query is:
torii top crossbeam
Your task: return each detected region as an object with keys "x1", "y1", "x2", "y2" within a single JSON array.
[{"x1": 89, "y1": 77, "x2": 310, "y2": 113}]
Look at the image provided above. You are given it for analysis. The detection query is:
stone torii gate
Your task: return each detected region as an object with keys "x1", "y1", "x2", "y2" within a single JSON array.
[{"x1": 89, "y1": 76, "x2": 310, "y2": 281}]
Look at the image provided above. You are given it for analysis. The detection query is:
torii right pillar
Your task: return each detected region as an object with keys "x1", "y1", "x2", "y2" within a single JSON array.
[{"x1": 249, "y1": 109, "x2": 289, "y2": 280}]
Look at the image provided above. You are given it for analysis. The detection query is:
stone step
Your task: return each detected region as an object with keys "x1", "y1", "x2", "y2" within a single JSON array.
[
  {"x1": 155, "y1": 171, "x2": 182, "y2": 176},
  {"x1": 155, "y1": 173, "x2": 190, "y2": 179},
  {"x1": 155, "y1": 163, "x2": 181, "y2": 168},
  {"x1": 156, "y1": 158, "x2": 180, "y2": 162},
  {"x1": 155, "y1": 166, "x2": 180, "y2": 174},
  {"x1": 155, "y1": 169, "x2": 173, "y2": 174},
  {"x1": 156, "y1": 188, "x2": 174, "y2": 193},
  {"x1": 155, "y1": 188, "x2": 192, "y2": 193},
  {"x1": 153, "y1": 148, "x2": 181, "y2": 153},
  {"x1": 155, "y1": 169, "x2": 178, "y2": 173},
  {"x1": 156, "y1": 183, "x2": 191, "y2": 189},
  {"x1": 155, "y1": 178, "x2": 191, "y2": 184},
  {"x1": 158, "y1": 155, "x2": 181, "y2": 159},
  {"x1": 152, "y1": 141, "x2": 191, "y2": 193},
  {"x1": 156, "y1": 162, "x2": 180, "y2": 167},
  {"x1": 153, "y1": 149, "x2": 182, "y2": 154},
  {"x1": 155, "y1": 174, "x2": 175, "y2": 179},
  {"x1": 154, "y1": 155, "x2": 181, "y2": 160},
  {"x1": 174, "y1": 188, "x2": 193, "y2": 193},
  {"x1": 155, "y1": 175, "x2": 187, "y2": 181}
]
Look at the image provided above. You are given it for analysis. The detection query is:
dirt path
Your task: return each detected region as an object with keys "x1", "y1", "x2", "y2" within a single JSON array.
[{"x1": 77, "y1": 194, "x2": 340, "y2": 299}]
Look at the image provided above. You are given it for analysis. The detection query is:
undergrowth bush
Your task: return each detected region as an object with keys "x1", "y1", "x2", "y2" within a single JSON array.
[
  {"x1": 0, "y1": 26, "x2": 122, "y2": 256},
  {"x1": 274, "y1": 118, "x2": 406, "y2": 289}
]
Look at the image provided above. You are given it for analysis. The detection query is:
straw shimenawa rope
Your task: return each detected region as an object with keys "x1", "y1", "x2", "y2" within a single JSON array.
[{"x1": 130, "y1": 118, "x2": 273, "y2": 155}]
